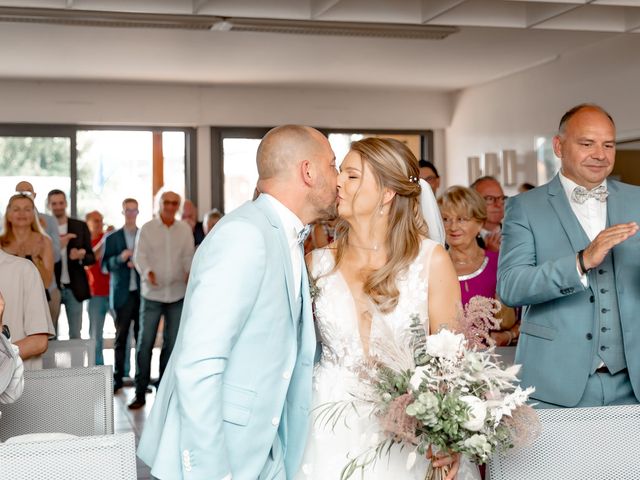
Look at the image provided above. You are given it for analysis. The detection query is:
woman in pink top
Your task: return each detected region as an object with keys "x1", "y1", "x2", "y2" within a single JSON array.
[{"x1": 439, "y1": 186, "x2": 519, "y2": 346}]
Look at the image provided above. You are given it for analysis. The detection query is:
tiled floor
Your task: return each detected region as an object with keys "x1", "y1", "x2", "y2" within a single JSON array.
[{"x1": 114, "y1": 383, "x2": 156, "y2": 480}]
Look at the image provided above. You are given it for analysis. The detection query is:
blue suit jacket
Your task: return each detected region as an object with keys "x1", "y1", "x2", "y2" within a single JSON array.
[
  {"x1": 137, "y1": 195, "x2": 316, "y2": 480},
  {"x1": 102, "y1": 228, "x2": 140, "y2": 310},
  {"x1": 498, "y1": 175, "x2": 640, "y2": 406}
]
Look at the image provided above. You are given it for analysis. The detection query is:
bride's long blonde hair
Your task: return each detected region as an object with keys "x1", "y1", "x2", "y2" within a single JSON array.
[{"x1": 334, "y1": 137, "x2": 428, "y2": 313}]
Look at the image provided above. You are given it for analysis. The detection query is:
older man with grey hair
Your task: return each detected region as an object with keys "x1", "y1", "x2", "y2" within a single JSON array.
[{"x1": 128, "y1": 191, "x2": 195, "y2": 409}]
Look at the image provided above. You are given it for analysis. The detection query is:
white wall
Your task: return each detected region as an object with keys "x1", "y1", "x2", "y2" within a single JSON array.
[
  {"x1": 0, "y1": 79, "x2": 453, "y2": 211},
  {"x1": 0, "y1": 80, "x2": 453, "y2": 129},
  {"x1": 445, "y1": 33, "x2": 640, "y2": 191}
]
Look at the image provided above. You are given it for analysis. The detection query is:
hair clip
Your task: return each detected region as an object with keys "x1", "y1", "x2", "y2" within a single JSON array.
[{"x1": 409, "y1": 175, "x2": 419, "y2": 184}]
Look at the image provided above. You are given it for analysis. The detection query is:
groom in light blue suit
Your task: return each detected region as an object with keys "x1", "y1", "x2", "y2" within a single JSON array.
[
  {"x1": 498, "y1": 104, "x2": 640, "y2": 408},
  {"x1": 138, "y1": 125, "x2": 337, "y2": 479}
]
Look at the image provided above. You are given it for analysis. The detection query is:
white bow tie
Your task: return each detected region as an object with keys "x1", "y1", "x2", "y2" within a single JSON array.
[
  {"x1": 296, "y1": 224, "x2": 312, "y2": 245},
  {"x1": 571, "y1": 185, "x2": 608, "y2": 204}
]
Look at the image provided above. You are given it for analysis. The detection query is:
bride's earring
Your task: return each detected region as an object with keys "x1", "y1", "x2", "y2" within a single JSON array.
[{"x1": 379, "y1": 207, "x2": 384, "y2": 216}]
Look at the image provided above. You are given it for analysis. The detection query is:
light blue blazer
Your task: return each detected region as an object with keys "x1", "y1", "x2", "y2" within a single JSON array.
[
  {"x1": 497, "y1": 175, "x2": 640, "y2": 407},
  {"x1": 137, "y1": 195, "x2": 316, "y2": 480}
]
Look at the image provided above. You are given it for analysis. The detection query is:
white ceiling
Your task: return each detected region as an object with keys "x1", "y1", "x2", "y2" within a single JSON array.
[{"x1": 0, "y1": 0, "x2": 637, "y2": 91}]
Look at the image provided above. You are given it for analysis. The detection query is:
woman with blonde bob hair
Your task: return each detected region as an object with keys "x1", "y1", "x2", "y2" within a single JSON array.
[
  {"x1": 439, "y1": 186, "x2": 519, "y2": 347},
  {"x1": 298, "y1": 138, "x2": 479, "y2": 480},
  {"x1": 0, "y1": 193, "x2": 54, "y2": 292}
]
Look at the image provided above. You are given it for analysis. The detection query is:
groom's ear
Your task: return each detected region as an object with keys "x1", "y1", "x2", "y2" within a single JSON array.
[{"x1": 300, "y1": 159, "x2": 314, "y2": 187}]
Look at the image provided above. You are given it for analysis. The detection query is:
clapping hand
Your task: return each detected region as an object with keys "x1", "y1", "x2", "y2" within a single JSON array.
[
  {"x1": 120, "y1": 249, "x2": 133, "y2": 262},
  {"x1": 582, "y1": 222, "x2": 639, "y2": 271},
  {"x1": 60, "y1": 233, "x2": 77, "y2": 249},
  {"x1": 69, "y1": 248, "x2": 86, "y2": 261},
  {"x1": 484, "y1": 231, "x2": 502, "y2": 252}
]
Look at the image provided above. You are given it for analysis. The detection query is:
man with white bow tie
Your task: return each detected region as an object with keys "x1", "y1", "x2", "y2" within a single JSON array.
[
  {"x1": 498, "y1": 103, "x2": 640, "y2": 408},
  {"x1": 138, "y1": 125, "x2": 338, "y2": 480}
]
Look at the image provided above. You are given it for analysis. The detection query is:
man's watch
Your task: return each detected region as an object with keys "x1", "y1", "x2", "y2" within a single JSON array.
[{"x1": 2, "y1": 325, "x2": 10, "y2": 339}]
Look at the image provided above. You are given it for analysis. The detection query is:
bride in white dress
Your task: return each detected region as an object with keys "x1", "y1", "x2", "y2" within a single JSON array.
[{"x1": 297, "y1": 138, "x2": 480, "y2": 480}]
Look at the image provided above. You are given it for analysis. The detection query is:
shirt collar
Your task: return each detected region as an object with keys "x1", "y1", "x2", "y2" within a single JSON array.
[
  {"x1": 261, "y1": 194, "x2": 304, "y2": 248},
  {"x1": 558, "y1": 170, "x2": 607, "y2": 203}
]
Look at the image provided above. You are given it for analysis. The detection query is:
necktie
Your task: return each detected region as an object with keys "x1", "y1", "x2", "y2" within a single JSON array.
[
  {"x1": 571, "y1": 185, "x2": 608, "y2": 204},
  {"x1": 296, "y1": 224, "x2": 313, "y2": 246}
]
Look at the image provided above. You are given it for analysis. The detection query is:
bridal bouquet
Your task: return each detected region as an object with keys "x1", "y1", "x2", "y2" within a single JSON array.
[{"x1": 316, "y1": 316, "x2": 538, "y2": 480}]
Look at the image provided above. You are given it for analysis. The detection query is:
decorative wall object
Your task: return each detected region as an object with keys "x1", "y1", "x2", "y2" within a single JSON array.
[
  {"x1": 467, "y1": 156, "x2": 482, "y2": 184},
  {"x1": 484, "y1": 152, "x2": 500, "y2": 178},
  {"x1": 502, "y1": 149, "x2": 517, "y2": 186}
]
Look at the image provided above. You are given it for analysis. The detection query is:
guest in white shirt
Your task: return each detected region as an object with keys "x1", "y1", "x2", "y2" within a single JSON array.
[
  {"x1": 0, "y1": 248, "x2": 55, "y2": 370},
  {"x1": 129, "y1": 191, "x2": 195, "y2": 409}
]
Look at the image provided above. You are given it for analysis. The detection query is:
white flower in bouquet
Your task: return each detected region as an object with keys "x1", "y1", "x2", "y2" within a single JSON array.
[
  {"x1": 409, "y1": 366, "x2": 429, "y2": 390},
  {"x1": 459, "y1": 395, "x2": 487, "y2": 431},
  {"x1": 424, "y1": 329, "x2": 465, "y2": 360},
  {"x1": 491, "y1": 385, "x2": 536, "y2": 426},
  {"x1": 314, "y1": 316, "x2": 539, "y2": 480}
]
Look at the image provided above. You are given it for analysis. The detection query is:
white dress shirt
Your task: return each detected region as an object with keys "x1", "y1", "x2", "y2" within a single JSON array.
[
  {"x1": 133, "y1": 218, "x2": 195, "y2": 303},
  {"x1": 559, "y1": 171, "x2": 607, "y2": 285},
  {"x1": 58, "y1": 222, "x2": 70, "y2": 285},
  {"x1": 262, "y1": 194, "x2": 305, "y2": 298}
]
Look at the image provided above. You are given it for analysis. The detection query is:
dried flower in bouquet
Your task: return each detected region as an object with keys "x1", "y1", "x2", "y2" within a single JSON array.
[
  {"x1": 456, "y1": 295, "x2": 502, "y2": 349},
  {"x1": 314, "y1": 314, "x2": 539, "y2": 480}
]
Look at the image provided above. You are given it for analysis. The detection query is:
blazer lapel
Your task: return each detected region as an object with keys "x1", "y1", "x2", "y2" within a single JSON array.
[
  {"x1": 253, "y1": 195, "x2": 297, "y2": 323},
  {"x1": 547, "y1": 174, "x2": 590, "y2": 252},
  {"x1": 605, "y1": 180, "x2": 625, "y2": 284},
  {"x1": 299, "y1": 262, "x2": 315, "y2": 358}
]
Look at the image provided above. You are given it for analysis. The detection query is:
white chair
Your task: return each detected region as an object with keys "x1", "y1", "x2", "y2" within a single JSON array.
[
  {"x1": 0, "y1": 432, "x2": 137, "y2": 479},
  {"x1": 41, "y1": 339, "x2": 96, "y2": 368},
  {"x1": 487, "y1": 403, "x2": 640, "y2": 479},
  {"x1": 0, "y1": 366, "x2": 113, "y2": 441}
]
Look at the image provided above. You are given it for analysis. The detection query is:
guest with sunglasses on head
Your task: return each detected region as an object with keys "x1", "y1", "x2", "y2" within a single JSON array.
[
  {"x1": 0, "y1": 193, "x2": 54, "y2": 299},
  {"x1": 14, "y1": 181, "x2": 62, "y2": 325}
]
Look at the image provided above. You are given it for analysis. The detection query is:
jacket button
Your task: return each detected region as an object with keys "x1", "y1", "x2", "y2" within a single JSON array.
[
  {"x1": 586, "y1": 333, "x2": 593, "y2": 340},
  {"x1": 601, "y1": 327, "x2": 608, "y2": 333},
  {"x1": 598, "y1": 269, "x2": 606, "y2": 274},
  {"x1": 601, "y1": 308, "x2": 609, "y2": 314},
  {"x1": 600, "y1": 345, "x2": 607, "y2": 351},
  {"x1": 600, "y1": 288, "x2": 608, "y2": 294},
  {"x1": 589, "y1": 296, "x2": 594, "y2": 303}
]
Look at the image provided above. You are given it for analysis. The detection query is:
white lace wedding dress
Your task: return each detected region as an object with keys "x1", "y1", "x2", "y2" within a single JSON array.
[{"x1": 296, "y1": 238, "x2": 480, "y2": 480}]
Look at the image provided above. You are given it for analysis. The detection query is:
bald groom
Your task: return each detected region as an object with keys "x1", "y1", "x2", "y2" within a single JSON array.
[{"x1": 138, "y1": 125, "x2": 338, "y2": 480}]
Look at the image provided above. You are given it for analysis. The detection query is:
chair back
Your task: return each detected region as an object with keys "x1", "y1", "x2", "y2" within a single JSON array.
[
  {"x1": 0, "y1": 366, "x2": 113, "y2": 441},
  {"x1": 488, "y1": 404, "x2": 640, "y2": 479},
  {"x1": 0, "y1": 432, "x2": 136, "y2": 479},
  {"x1": 41, "y1": 339, "x2": 96, "y2": 368}
]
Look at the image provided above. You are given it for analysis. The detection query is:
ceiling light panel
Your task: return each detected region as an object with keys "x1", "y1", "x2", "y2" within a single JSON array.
[
  {"x1": 309, "y1": 0, "x2": 422, "y2": 24},
  {"x1": 532, "y1": 4, "x2": 629, "y2": 31},
  {"x1": 425, "y1": 0, "x2": 527, "y2": 28}
]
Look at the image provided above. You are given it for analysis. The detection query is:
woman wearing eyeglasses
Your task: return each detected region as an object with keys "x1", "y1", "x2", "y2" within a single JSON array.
[
  {"x1": 439, "y1": 186, "x2": 519, "y2": 347},
  {"x1": 0, "y1": 194, "x2": 54, "y2": 298}
]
